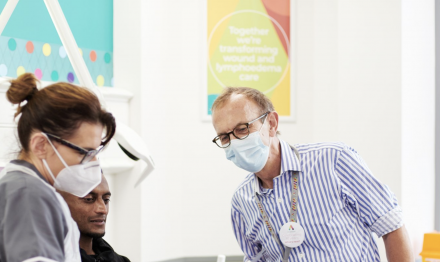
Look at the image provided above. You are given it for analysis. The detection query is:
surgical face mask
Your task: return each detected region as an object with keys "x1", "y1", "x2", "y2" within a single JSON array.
[
  {"x1": 225, "y1": 119, "x2": 271, "y2": 173},
  {"x1": 42, "y1": 134, "x2": 102, "y2": 197}
]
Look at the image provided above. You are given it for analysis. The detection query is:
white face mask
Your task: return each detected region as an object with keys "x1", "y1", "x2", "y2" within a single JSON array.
[{"x1": 42, "y1": 134, "x2": 102, "y2": 197}]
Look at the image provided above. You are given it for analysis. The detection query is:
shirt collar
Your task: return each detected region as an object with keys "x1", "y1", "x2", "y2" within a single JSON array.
[
  {"x1": 254, "y1": 139, "x2": 301, "y2": 195},
  {"x1": 280, "y1": 140, "x2": 302, "y2": 174}
]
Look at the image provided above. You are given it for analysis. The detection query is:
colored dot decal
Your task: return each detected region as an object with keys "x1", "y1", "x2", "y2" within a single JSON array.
[
  {"x1": 51, "y1": 71, "x2": 59, "y2": 81},
  {"x1": 89, "y1": 50, "x2": 97, "y2": 62},
  {"x1": 59, "y1": 46, "x2": 67, "y2": 58},
  {"x1": 26, "y1": 41, "x2": 34, "y2": 53},
  {"x1": 104, "y1": 53, "x2": 111, "y2": 64},
  {"x1": 43, "y1": 43, "x2": 51, "y2": 56},
  {"x1": 8, "y1": 38, "x2": 16, "y2": 51},
  {"x1": 96, "y1": 75, "x2": 105, "y2": 86},
  {"x1": 34, "y1": 68, "x2": 42, "y2": 80},
  {"x1": 67, "y1": 72, "x2": 75, "y2": 83},
  {"x1": 16, "y1": 66, "x2": 25, "y2": 76},
  {"x1": 79, "y1": 48, "x2": 83, "y2": 57},
  {"x1": 0, "y1": 64, "x2": 7, "y2": 76}
]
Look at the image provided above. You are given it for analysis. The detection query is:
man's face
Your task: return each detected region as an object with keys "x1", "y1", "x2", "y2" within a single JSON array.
[
  {"x1": 61, "y1": 175, "x2": 111, "y2": 238},
  {"x1": 212, "y1": 94, "x2": 269, "y2": 146}
]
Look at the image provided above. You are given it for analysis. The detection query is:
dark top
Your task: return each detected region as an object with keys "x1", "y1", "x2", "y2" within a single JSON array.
[{"x1": 80, "y1": 238, "x2": 130, "y2": 262}]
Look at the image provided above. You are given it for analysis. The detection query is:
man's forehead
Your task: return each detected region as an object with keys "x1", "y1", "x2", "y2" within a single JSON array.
[
  {"x1": 218, "y1": 94, "x2": 259, "y2": 113},
  {"x1": 88, "y1": 175, "x2": 110, "y2": 195},
  {"x1": 213, "y1": 94, "x2": 260, "y2": 133}
]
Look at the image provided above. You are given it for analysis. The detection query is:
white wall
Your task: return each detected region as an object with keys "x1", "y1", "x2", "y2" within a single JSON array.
[
  {"x1": 110, "y1": 0, "x2": 143, "y2": 261},
  {"x1": 110, "y1": 0, "x2": 435, "y2": 261},
  {"x1": 140, "y1": 0, "x2": 243, "y2": 259},
  {"x1": 401, "y1": 0, "x2": 435, "y2": 257}
]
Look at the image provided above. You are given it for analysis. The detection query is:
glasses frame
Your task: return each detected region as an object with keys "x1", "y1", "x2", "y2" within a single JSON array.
[
  {"x1": 44, "y1": 133, "x2": 104, "y2": 164},
  {"x1": 212, "y1": 112, "x2": 270, "y2": 148}
]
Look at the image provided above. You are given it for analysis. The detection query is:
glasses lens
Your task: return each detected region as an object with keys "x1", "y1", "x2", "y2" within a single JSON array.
[
  {"x1": 233, "y1": 124, "x2": 249, "y2": 139},
  {"x1": 81, "y1": 146, "x2": 104, "y2": 164},
  {"x1": 81, "y1": 151, "x2": 96, "y2": 164},
  {"x1": 215, "y1": 134, "x2": 230, "y2": 148}
]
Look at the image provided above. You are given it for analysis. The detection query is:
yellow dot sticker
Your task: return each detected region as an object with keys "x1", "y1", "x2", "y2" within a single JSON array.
[
  {"x1": 79, "y1": 48, "x2": 83, "y2": 57},
  {"x1": 42, "y1": 43, "x2": 51, "y2": 56},
  {"x1": 16, "y1": 66, "x2": 25, "y2": 76},
  {"x1": 96, "y1": 75, "x2": 105, "y2": 86}
]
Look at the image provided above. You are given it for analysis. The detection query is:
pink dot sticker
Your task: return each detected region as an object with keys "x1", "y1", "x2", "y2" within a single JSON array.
[
  {"x1": 26, "y1": 41, "x2": 34, "y2": 53},
  {"x1": 34, "y1": 68, "x2": 42, "y2": 80},
  {"x1": 89, "y1": 50, "x2": 97, "y2": 62}
]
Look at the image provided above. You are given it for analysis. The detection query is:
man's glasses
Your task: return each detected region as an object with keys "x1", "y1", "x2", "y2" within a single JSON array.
[
  {"x1": 45, "y1": 133, "x2": 105, "y2": 164},
  {"x1": 212, "y1": 112, "x2": 269, "y2": 148}
]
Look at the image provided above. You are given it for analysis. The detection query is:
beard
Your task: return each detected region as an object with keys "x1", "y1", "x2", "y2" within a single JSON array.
[{"x1": 82, "y1": 231, "x2": 105, "y2": 239}]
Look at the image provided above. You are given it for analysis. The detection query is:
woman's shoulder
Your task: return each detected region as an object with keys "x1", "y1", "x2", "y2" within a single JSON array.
[{"x1": 0, "y1": 170, "x2": 58, "y2": 204}]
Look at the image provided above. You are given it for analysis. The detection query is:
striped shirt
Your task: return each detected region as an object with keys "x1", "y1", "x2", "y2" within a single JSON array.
[{"x1": 231, "y1": 140, "x2": 403, "y2": 262}]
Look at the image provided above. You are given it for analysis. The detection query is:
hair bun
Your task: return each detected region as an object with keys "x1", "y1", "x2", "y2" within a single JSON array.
[{"x1": 7, "y1": 73, "x2": 39, "y2": 105}]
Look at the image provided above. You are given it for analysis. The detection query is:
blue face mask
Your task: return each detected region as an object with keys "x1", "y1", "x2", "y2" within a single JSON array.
[{"x1": 225, "y1": 123, "x2": 270, "y2": 173}]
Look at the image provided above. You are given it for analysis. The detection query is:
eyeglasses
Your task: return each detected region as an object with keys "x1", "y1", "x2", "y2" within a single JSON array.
[
  {"x1": 44, "y1": 133, "x2": 105, "y2": 164},
  {"x1": 212, "y1": 112, "x2": 269, "y2": 148}
]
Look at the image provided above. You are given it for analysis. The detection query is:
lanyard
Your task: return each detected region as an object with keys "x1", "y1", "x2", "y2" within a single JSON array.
[{"x1": 254, "y1": 147, "x2": 300, "y2": 262}]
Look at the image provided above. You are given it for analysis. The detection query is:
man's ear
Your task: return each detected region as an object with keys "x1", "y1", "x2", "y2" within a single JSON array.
[
  {"x1": 268, "y1": 111, "x2": 279, "y2": 137},
  {"x1": 28, "y1": 133, "x2": 51, "y2": 160}
]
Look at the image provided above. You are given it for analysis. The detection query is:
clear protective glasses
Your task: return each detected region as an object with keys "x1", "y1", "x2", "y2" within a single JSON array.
[
  {"x1": 212, "y1": 112, "x2": 269, "y2": 148},
  {"x1": 44, "y1": 133, "x2": 105, "y2": 164}
]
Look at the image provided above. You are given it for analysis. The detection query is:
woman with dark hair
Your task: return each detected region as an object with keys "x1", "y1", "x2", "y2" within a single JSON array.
[{"x1": 0, "y1": 73, "x2": 116, "y2": 262}]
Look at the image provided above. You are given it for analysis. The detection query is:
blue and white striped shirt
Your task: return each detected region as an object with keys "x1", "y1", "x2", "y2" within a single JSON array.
[{"x1": 231, "y1": 140, "x2": 403, "y2": 262}]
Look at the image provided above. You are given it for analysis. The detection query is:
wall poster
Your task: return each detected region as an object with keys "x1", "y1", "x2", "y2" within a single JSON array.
[{"x1": 205, "y1": 0, "x2": 293, "y2": 121}]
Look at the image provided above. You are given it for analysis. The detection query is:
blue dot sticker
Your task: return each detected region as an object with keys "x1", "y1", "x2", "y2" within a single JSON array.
[
  {"x1": 8, "y1": 38, "x2": 16, "y2": 51},
  {"x1": 51, "y1": 70, "x2": 59, "y2": 81},
  {"x1": 0, "y1": 64, "x2": 7, "y2": 76},
  {"x1": 59, "y1": 46, "x2": 67, "y2": 58},
  {"x1": 104, "y1": 53, "x2": 111, "y2": 64}
]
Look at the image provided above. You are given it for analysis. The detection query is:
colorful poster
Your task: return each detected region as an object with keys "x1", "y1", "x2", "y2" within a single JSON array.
[{"x1": 206, "y1": 0, "x2": 293, "y2": 120}]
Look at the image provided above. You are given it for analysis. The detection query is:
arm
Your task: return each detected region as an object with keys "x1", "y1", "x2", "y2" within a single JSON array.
[
  {"x1": 231, "y1": 205, "x2": 262, "y2": 261},
  {"x1": 335, "y1": 145, "x2": 409, "y2": 258},
  {"x1": 383, "y1": 225, "x2": 414, "y2": 262}
]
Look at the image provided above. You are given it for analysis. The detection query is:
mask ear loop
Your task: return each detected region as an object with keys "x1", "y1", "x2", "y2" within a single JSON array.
[
  {"x1": 42, "y1": 158, "x2": 57, "y2": 184},
  {"x1": 41, "y1": 133, "x2": 72, "y2": 171},
  {"x1": 259, "y1": 114, "x2": 272, "y2": 148}
]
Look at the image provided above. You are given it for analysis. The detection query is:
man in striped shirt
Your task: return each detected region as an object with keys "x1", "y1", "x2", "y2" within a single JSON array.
[{"x1": 211, "y1": 87, "x2": 413, "y2": 262}]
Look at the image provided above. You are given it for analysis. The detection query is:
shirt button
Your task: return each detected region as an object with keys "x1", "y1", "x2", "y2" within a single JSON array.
[
  {"x1": 277, "y1": 198, "x2": 282, "y2": 203},
  {"x1": 298, "y1": 253, "x2": 305, "y2": 259}
]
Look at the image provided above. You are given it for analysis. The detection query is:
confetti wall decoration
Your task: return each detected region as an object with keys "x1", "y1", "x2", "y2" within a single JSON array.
[{"x1": 0, "y1": 0, "x2": 113, "y2": 87}]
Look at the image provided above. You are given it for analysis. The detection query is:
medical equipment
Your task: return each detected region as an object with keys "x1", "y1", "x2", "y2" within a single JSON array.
[{"x1": 0, "y1": 0, "x2": 155, "y2": 187}]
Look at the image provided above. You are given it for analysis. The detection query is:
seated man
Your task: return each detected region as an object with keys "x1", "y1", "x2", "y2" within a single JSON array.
[{"x1": 59, "y1": 174, "x2": 130, "y2": 262}]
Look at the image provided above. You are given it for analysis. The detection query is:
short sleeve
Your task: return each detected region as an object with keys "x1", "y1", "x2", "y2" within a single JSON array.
[
  {"x1": 335, "y1": 145, "x2": 403, "y2": 237},
  {"x1": 231, "y1": 200, "x2": 263, "y2": 262},
  {"x1": 2, "y1": 180, "x2": 66, "y2": 262}
]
